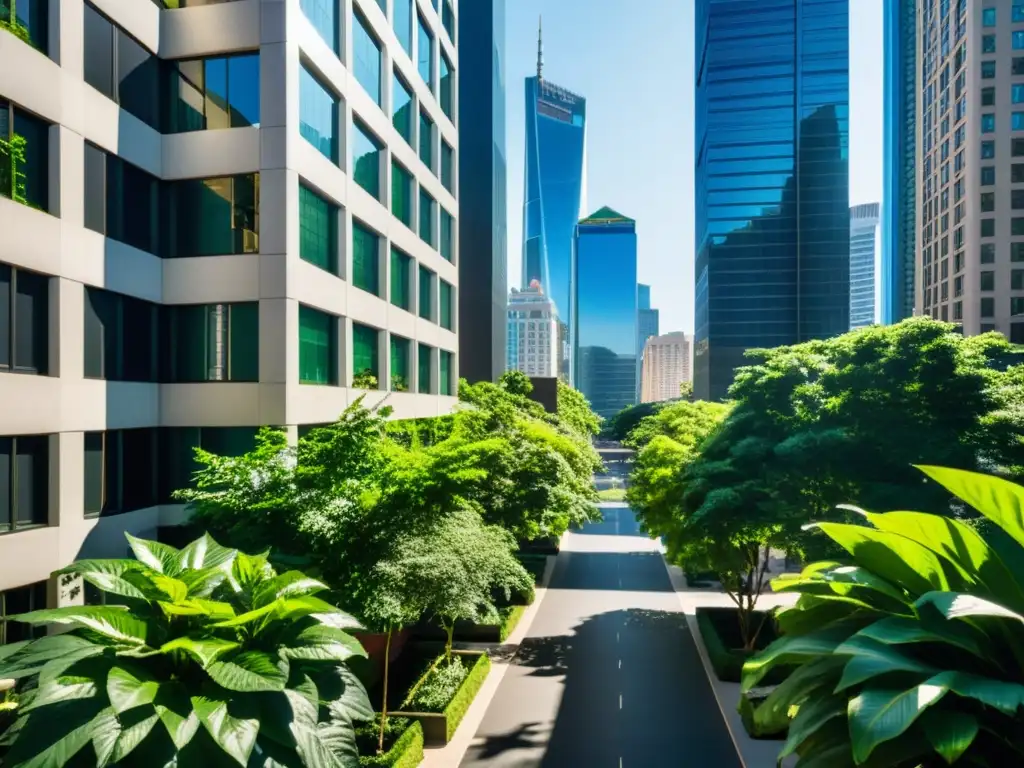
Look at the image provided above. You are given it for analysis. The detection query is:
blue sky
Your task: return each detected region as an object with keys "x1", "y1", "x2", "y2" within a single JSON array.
[{"x1": 503, "y1": 0, "x2": 883, "y2": 335}]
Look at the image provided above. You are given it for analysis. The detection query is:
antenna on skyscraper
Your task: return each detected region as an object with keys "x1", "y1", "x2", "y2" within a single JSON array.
[{"x1": 537, "y1": 16, "x2": 544, "y2": 82}]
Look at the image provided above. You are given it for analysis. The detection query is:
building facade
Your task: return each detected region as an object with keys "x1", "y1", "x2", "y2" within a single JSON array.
[
  {"x1": 573, "y1": 207, "x2": 637, "y2": 419},
  {"x1": 916, "y1": 0, "x2": 1024, "y2": 339},
  {"x1": 641, "y1": 332, "x2": 691, "y2": 404},
  {"x1": 506, "y1": 282, "x2": 558, "y2": 378},
  {"x1": 694, "y1": 0, "x2": 850, "y2": 401},
  {"x1": 637, "y1": 282, "x2": 659, "y2": 398},
  {"x1": 0, "y1": 0, "x2": 459, "y2": 621},
  {"x1": 457, "y1": 0, "x2": 506, "y2": 382},
  {"x1": 882, "y1": 0, "x2": 917, "y2": 324},
  {"x1": 850, "y1": 202, "x2": 882, "y2": 328},
  {"x1": 522, "y1": 29, "x2": 587, "y2": 381}
]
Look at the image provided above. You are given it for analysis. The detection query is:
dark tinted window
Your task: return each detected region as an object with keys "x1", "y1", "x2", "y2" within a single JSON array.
[
  {"x1": 83, "y1": 4, "x2": 114, "y2": 98},
  {"x1": 117, "y1": 31, "x2": 158, "y2": 127},
  {"x1": 84, "y1": 142, "x2": 106, "y2": 232},
  {"x1": 0, "y1": 435, "x2": 49, "y2": 532},
  {"x1": 82, "y1": 287, "x2": 157, "y2": 382},
  {"x1": 0, "y1": 264, "x2": 9, "y2": 368},
  {"x1": 165, "y1": 174, "x2": 259, "y2": 258}
]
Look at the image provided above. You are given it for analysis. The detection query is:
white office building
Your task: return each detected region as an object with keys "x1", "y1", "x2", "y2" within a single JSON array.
[
  {"x1": 640, "y1": 332, "x2": 691, "y2": 403},
  {"x1": 850, "y1": 202, "x2": 881, "y2": 328},
  {"x1": 507, "y1": 281, "x2": 558, "y2": 378},
  {"x1": 0, "y1": 0, "x2": 459, "y2": 627}
]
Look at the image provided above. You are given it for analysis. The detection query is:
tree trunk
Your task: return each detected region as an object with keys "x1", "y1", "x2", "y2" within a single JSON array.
[
  {"x1": 444, "y1": 620, "x2": 455, "y2": 663},
  {"x1": 377, "y1": 627, "x2": 392, "y2": 754}
]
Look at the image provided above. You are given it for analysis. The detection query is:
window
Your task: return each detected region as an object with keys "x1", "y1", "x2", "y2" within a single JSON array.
[
  {"x1": 83, "y1": 4, "x2": 159, "y2": 130},
  {"x1": 982, "y1": 192, "x2": 995, "y2": 213},
  {"x1": 352, "y1": 220, "x2": 380, "y2": 296},
  {"x1": 1015, "y1": 164, "x2": 1024, "y2": 183},
  {"x1": 982, "y1": 219, "x2": 995, "y2": 237},
  {"x1": 83, "y1": 143, "x2": 160, "y2": 254},
  {"x1": 0, "y1": 582, "x2": 47, "y2": 643},
  {"x1": 298, "y1": 305, "x2": 336, "y2": 385},
  {"x1": 1014, "y1": 323, "x2": 1024, "y2": 344},
  {"x1": 982, "y1": 166, "x2": 996, "y2": 186},
  {"x1": 165, "y1": 54, "x2": 260, "y2": 133},
  {"x1": 390, "y1": 247, "x2": 411, "y2": 311},
  {"x1": 419, "y1": 265, "x2": 433, "y2": 320},
  {"x1": 439, "y1": 52, "x2": 453, "y2": 120},
  {"x1": 390, "y1": 335, "x2": 410, "y2": 391},
  {"x1": 1016, "y1": 139, "x2": 1024, "y2": 157},
  {"x1": 982, "y1": 141, "x2": 995, "y2": 159},
  {"x1": 394, "y1": 0, "x2": 412, "y2": 54},
  {"x1": 440, "y1": 208, "x2": 454, "y2": 261},
  {"x1": 983, "y1": 7, "x2": 996, "y2": 26},
  {"x1": 83, "y1": 288, "x2": 158, "y2": 382},
  {"x1": 983, "y1": 35, "x2": 996, "y2": 54},
  {"x1": 352, "y1": 119, "x2": 383, "y2": 200},
  {"x1": 160, "y1": 427, "x2": 258, "y2": 501},
  {"x1": 982, "y1": 87, "x2": 995, "y2": 107},
  {"x1": 84, "y1": 429, "x2": 159, "y2": 517},
  {"x1": 441, "y1": 141, "x2": 454, "y2": 193},
  {"x1": 393, "y1": 72, "x2": 414, "y2": 143},
  {"x1": 299, "y1": 0, "x2": 338, "y2": 52},
  {"x1": 982, "y1": 114, "x2": 996, "y2": 133},
  {"x1": 164, "y1": 174, "x2": 259, "y2": 258},
  {"x1": 1014, "y1": 243, "x2": 1024, "y2": 261},
  {"x1": 439, "y1": 280, "x2": 453, "y2": 330},
  {"x1": 162, "y1": 303, "x2": 258, "y2": 382},
  {"x1": 1016, "y1": 190, "x2": 1024, "y2": 210},
  {"x1": 1015, "y1": 113, "x2": 1024, "y2": 131},
  {"x1": 0, "y1": 435, "x2": 48, "y2": 532},
  {"x1": 417, "y1": 14, "x2": 433, "y2": 89},
  {"x1": 1014, "y1": 298, "x2": 1024, "y2": 317},
  {"x1": 0, "y1": 100, "x2": 49, "y2": 210},
  {"x1": 299, "y1": 184, "x2": 337, "y2": 273},
  {"x1": 1016, "y1": 218, "x2": 1024, "y2": 236},
  {"x1": 1, "y1": 0, "x2": 47, "y2": 53},
  {"x1": 419, "y1": 110, "x2": 434, "y2": 170},
  {"x1": 439, "y1": 350, "x2": 453, "y2": 395},
  {"x1": 1015, "y1": 85, "x2": 1024, "y2": 105},
  {"x1": 1014, "y1": 270, "x2": 1024, "y2": 290},
  {"x1": 0, "y1": 264, "x2": 48, "y2": 376},
  {"x1": 419, "y1": 189, "x2": 435, "y2": 246},
  {"x1": 391, "y1": 161, "x2": 413, "y2": 227},
  {"x1": 981, "y1": 297, "x2": 995, "y2": 318},
  {"x1": 442, "y1": 0, "x2": 455, "y2": 42},
  {"x1": 353, "y1": 10, "x2": 382, "y2": 106},
  {"x1": 300, "y1": 64, "x2": 339, "y2": 161},
  {"x1": 1016, "y1": 3, "x2": 1024, "y2": 22},
  {"x1": 1016, "y1": 31, "x2": 1024, "y2": 50},
  {"x1": 352, "y1": 323, "x2": 379, "y2": 388},
  {"x1": 982, "y1": 243, "x2": 996, "y2": 263},
  {"x1": 417, "y1": 343, "x2": 432, "y2": 393},
  {"x1": 981, "y1": 271, "x2": 995, "y2": 291},
  {"x1": 983, "y1": 61, "x2": 996, "y2": 79}
]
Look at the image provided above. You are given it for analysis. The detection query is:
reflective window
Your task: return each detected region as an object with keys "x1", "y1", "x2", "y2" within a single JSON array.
[
  {"x1": 417, "y1": 343, "x2": 432, "y2": 393},
  {"x1": 163, "y1": 174, "x2": 259, "y2": 258},
  {"x1": 982, "y1": 113, "x2": 995, "y2": 133},
  {"x1": 390, "y1": 335, "x2": 410, "y2": 391},
  {"x1": 440, "y1": 52, "x2": 454, "y2": 120},
  {"x1": 393, "y1": 72, "x2": 414, "y2": 143},
  {"x1": 439, "y1": 350, "x2": 453, "y2": 395},
  {"x1": 352, "y1": 119, "x2": 383, "y2": 200},
  {"x1": 299, "y1": 0, "x2": 338, "y2": 52},
  {"x1": 419, "y1": 188, "x2": 435, "y2": 246},
  {"x1": 439, "y1": 279, "x2": 453, "y2": 330},
  {"x1": 1015, "y1": 31, "x2": 1024, "y2": 50},
  {"x1": 299, "y1": 305, "x2": 337, "y2": 385},
  {"x1": 352, "y1": 219, "x2": 380, "y2": 296},
  {"x1": 83, "y1": 4, "x2": 159, "y2": 130},
  {"x1": 84, "y1": 429, "x2": 159, "y2": 518},
  {"x1": 159, "y1": 427, "x2": 258, "y2": 501},
  {"x1": 983, "y1": 7, "x2": 996, "y2": 26},
  {"x1": 390, "y1": 247, "x2": 412, "y2": 311},
  {"x1": 1, "y1": 0, "x2": 47, "y2": 54},
  {"x1": 440, "y1": 208, "x2": 454, "y2": 262},
  {"x1": 1015, "y1": 85, "x2": 1024, "y2": 104},
  {"x1": 0, "y1": 263, "x2": 48, "y2": 376},
  {"x1": 982, "y1": 35, "x2": 996, "y2": 54},
  {"x1": 391, "y1": 160, "x2": 414, "y2": 227},
  {"x1": 165, "y1": 54, "x2": 260, "y2": 133},
  {"x1": 1015, "y1": 112, "x2": 1024, "y2": 131},
  {"x1": 353, "y1": 10, "x2": 381, "y2": 105},
  {"x1": 393, "y1": 0, "x2": 412, "y2": 55},
  {"x1": 0, "y1": 436, "x2": 49, "y2": 533},
  {"x1": 417, "y1": 13, "x2": 433, "y2": 89},
  {"x1": 83, "y1": 143, "x2": 160, "y2": 255},
  {"x1": 441, "y1": 0, "x2": 455, "y2": 42},
  {"x1": 299, "y1": 183, "x2": 337, "y2": 273},
  {"x1": 352, "y1": 323, "x2": 379, "y2": 388},
  {"x1": 300, "y1": 64, "x2": 339, "y2": 161},
  {"x1": 983, "y1": 61, "x2": 996, "y2": 78},
  {"x1": 83, "y1": 287, "x2": 158, "y2": 381},
  {"x1": 0, "y1": 100, "x2": 50, "y2": 211},
  {"x1": 162, "y1": 303, "x2": 258, "y2": 383},
  {"x1": 419, "y1": 109, "x2": 434, "y2": 170},
  {"x1": 441, "y1": 140, "x2": 454, "y2": 193},
  {"x1": 419, "y1": 265, "x2": 433, "y2": 320}
]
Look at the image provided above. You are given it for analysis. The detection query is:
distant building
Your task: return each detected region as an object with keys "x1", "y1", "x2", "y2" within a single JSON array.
[
  {"x1": 507, "y1": 282, "x2": 559, "y2": 378},
  {"x1": 523, "y1": 19, "x2": 587, "y2": 380},
  {"x1": 637, "y1": 284, "x2": 660, "y2": 399},
  {"x1": 850, "y1": 203, "x2": 881, "y2": 329},
  {"x1": 641, "y1": 332, "x2": 692, "y2": 403},
  {"x1": 574, "y1": 207, "x2": 638, "y2": 419}
]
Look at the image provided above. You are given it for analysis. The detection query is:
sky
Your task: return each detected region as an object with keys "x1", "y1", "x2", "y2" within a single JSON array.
[{"x1": 503, "y1": 0, "x2": 884, "y2": 335}]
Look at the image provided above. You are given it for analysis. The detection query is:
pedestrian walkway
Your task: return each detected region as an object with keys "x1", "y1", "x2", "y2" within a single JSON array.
[{"x1": 458, "y1": 504, "x2": 742, "y2": 768}]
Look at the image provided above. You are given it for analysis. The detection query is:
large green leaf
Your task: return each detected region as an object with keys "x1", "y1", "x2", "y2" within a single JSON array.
[
  {"x1": 916, "y1": 465, "x2": 1024, "y2": 550},
  {"x1": 775, "y1": 596, "x2": 876, "y2": 637},
  {"x1": 193, "y1": 694, "x2": 260, "y2": 767},
  {"x1": 773, "y1": 563, "x2": 910, "y2": 611},
  {"x1": 159, "y1": 599, "x2": 235, "y2": 619},
  {"x1": 283, "y1": 687, "x2": 349, "y2": 768},
  {"x1": 921, "y1": 709, "x2": 979, "y2": 765},
  {"x1": 833, "y1": 635, "x2": 937, "y2": 692},
  {"x1": 177, "y1": 533, "x2": 237, "y2": 573},
  {"x1": 307, "y1": 665, "x2": 374, "y2": 724},
  {"x1": 862, "y1": 509, "x2": 1024, "y2": 612},
  {"x1": 179, "y1": 567, "x2": 231, "y2": 599},
  {"x1": 850, "y1": 616, "x2": 990, "y2": 661},
  {"x1": 915, "y1": 591, "x2": 1024, "y2": 624},
  {"x1": 213, "y1": 602, "x2": 279, "y2": 630},
  {"x1": 20, "y1": 677, "x2": 99, "y2": 713},
  {"x1": 206, "y1": 651, "x2": 288, "y2": 693},
  {"x1": 8, "y1": 606, "x2": 149, "y2": 647},
  {"x1": 125, "y1": 533, "x2": 183, "y2": 576},
  {"x1": 742, "y1": 627, "x2": 852, "y2": 691},
  {"x1": 279, "y1": 625, "x2": 366, "y2": 663},
  {"x1": 106, "y1": 712, "x2": 159, "y2": 765},
  {"x1": 154, "y1": 682, "x2": 201, "y2": 750},
  {"x1": 5, "y1": 703, "x2": 112, "y2": 768},
  {"x1": 254, "y1": 572, "x2": 329, "y2": 608},
  {"x1": 848, "y1": 683, "x2": 950, "y2": 763},
  {"x1": 929, "y1": 670, "x2": 1024, "y2": 715},
  {"x1": 56, "y1": 560, "x2": 149, "y2": 601},
  {"x1": 106, "y1": 665, "x2": 160, "y2": 713},
  {"x1": 0, "y1": 634, "x2": 100, "y2": 680},
  {"x1": 160, "y1": 636, "x2": 240, "y2": 667},
  {"x1": 752, "y1": 656, "x2": 846, "y2": 733},
  {"x1": 89, "y1": 707, "x2": 123, "y2": 767},
  {"x1": 812, "y1": 522, "x2": 951, "y2": 595},
  {"x1": 778, "y1": 695, "x2": 846, "y2": 759}
]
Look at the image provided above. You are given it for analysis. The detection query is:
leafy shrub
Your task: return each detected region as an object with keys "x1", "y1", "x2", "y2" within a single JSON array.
[
  {"x1": 441, "y1": 653, "x2": 490, "y2": 742},
  {"x1": 0, "y1": 533, "x2": 372, "y2": 768},
  {"x1": 498, "y1": 605, "x2": 528, "y2": 642},
  {"x1": 404, "y1": 656, "x2": 468, "y2": 712},
  {"x1": 743, "y1": 466, "x2": 1024, "y2": 766},
  {"x1": 356, "y1": 717, "x2": 423, "y2": 767}
]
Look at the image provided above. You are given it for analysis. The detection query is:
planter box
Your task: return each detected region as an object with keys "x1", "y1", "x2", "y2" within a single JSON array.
[
  {"x1": 358, "y1": 720, "x2": 424, "y2": 768},
  {"x1": 393, "y1": 650, "x2": 491, "y2": 746},
  {"x1": 695, "y1": 607, "x2": 779, "y2": 683},
  {"x1": 351, "y1": 629, "x2": 411, "y2": 692}
]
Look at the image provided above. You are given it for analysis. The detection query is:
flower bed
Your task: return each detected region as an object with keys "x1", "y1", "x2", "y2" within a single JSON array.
[
  {"x1": 393, "y1": 650, "x2": 491, "y2": 745},
  {"x1": 695, "y1": 606, "x2": 779, "y2": 683}
]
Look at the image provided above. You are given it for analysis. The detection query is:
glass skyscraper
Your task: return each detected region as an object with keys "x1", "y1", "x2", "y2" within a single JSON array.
[
  {"x1": 694, "y1": 0, "x2": 850, "y2": 401},
  {"x1": 574, "y1": 208, "x2": 638, "y2": 419},
  {"x1": 850, "y1": 203, "x2": 881, "y2": 329},
  {"x1": 458, "y1": 0, "x2": 507, "y2": 382},
  {"x1": 881, "y1": 0, "x2": 916, "y2": 325},
  {"x1": 523, "y1": 30, "x2": 587, "y2": 380},
  {"x1": 637, "y1": 283, "x2": 659, "y2": 400}
]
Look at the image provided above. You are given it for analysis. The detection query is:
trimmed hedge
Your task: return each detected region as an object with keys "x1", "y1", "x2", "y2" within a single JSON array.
[
  {"x1": 498, "y1": 604, "x2": 528, "y2": 642},
  {"x1": 517, "y1": 554, "x2": 548, "y2": 585},
  {"x1": 443, "y1": 652, "x2": 491, "y2": 742},
  {"x1": 358, "y1": 720, "x2": 424, "y2": 768},
  {"x1": 696, "y1": 607, "x2": 778, "y2": 683}
]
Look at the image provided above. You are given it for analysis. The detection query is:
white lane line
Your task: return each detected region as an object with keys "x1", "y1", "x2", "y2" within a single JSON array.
[
  {"x1": 619, "y1": 693, "x2": 623, "y2": 710},
  {"x1": 618, "y1": 659, "x2": 622, "y2": 670}
]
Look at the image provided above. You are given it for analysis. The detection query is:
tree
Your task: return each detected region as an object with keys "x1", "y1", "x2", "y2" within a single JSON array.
[
  {"x1": 0, "y1": 533, "x2": 372, "y2": 768},
  {"x1": 744, "y1": 466, "x2": 1024, "y2": 766},
  {"x1": 556, "y1": 380, "x2": 602, "y2": 439}
]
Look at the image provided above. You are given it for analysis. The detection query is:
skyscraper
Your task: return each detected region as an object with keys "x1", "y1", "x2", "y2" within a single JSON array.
[
  {"x1": 850, "y1": 203, "x2": 882, "y2": 329},
  {"x1": 506, "y1": 283, "x2": 559, "y2": 378},
  {"x1": 694, "y1": 0, "x2": 850, "y2": 401},
  {"x1": 882, "y1": 0, "x2": 917, "y2": 325},
  {"x1": 637, "y1": 283, "x2": 659, "y2": 399},
  {"x1": 641, "y1": 332, "x2": 692, "y2": 404},
  {"x1": 574, "y1": 208, "x2": 638, "y2": 419},
  {"x1": 458, "y1": 0, "x2": 507, "y2": 383},
  {"x1": 523, "y1": 20, "x2": 587, "y2": 380}
]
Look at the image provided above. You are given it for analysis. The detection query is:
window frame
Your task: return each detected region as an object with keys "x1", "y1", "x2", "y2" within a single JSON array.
[
  {"x1": 0, "y1": 263, "x2": 49, "y2": 376},
  {"x1": 0, "y1": 434, "x2": 49, "y2": 534}
]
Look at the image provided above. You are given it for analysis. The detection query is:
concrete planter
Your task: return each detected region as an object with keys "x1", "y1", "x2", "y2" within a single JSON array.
[{"x1": 392, "y1": 650, "x2": 491, "y2": 746}]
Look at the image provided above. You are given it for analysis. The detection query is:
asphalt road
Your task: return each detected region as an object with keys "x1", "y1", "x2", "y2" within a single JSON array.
[{"x1": 459, "y1": 504, "x2": 742, "y2": 768}]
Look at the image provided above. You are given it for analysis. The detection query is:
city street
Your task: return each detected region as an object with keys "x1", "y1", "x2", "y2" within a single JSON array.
[{"x1": 459, "y1": 504, "x2": 741, "y2": 768}]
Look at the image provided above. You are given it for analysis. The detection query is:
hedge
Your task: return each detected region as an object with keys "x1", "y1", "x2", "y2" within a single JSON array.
[
  {"x1": 358, "y1": 720, "x2": 424, "y2": 768},
  {"x1": 498, "y1": 604, "x2": 528, "y2": 642},
  {"x1": 443, "y1": 652, "x2": 491, "y2": 742}
]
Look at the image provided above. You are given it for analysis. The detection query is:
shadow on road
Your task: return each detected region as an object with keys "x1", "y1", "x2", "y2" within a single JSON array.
[{"x1": 547, "y1": 551, "x2": 674, "y2": 592}]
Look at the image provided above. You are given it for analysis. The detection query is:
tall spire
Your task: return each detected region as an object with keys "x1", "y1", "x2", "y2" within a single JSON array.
[{"x1": 537, "y1": 16, "x2": 544, "y2": 81}]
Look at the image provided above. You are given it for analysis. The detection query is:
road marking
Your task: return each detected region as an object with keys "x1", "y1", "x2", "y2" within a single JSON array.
[
  {"x1": 618, "y1": 659, "x2": 622, "y2": 670},
  {"x1": 619, "y1": 694, "x2": 623, "y2": 710},
  {"x1": 616, "y1": 631, "x2": 619, "y2": 643}
]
